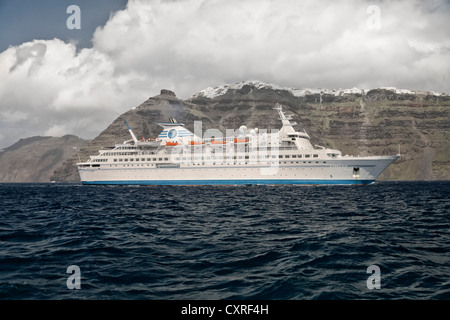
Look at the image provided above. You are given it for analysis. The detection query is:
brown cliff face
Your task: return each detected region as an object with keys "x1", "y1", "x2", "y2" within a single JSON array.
[
  {"x1": 0, "y1": 135, "x2": 88, "y2": 182},
  {"x1": 46, "y1": 84, "x2": 450, "y2": 182}
]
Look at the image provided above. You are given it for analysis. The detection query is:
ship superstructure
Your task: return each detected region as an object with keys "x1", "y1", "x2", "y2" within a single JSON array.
[{"x1": 77, "y1": 104, "x2": 399, "y2": 185}]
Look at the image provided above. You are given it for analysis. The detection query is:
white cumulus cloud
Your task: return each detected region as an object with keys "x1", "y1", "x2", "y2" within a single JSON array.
[{"x1": 0, "y1": 0, "x2": 449, "y2": 149}]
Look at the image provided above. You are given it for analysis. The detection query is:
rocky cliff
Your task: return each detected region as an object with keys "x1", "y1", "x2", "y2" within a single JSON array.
[
  {"x1": 47, "y1": 80, "x2": 450, "y2": 182},
  {"x1": 0, "y1": 135, "x2": 88, "y2": 182}
]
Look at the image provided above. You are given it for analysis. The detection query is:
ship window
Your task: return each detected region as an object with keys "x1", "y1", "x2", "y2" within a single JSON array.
[
  {"x1": 164, "y1": 158, "x2": 168, "y2": 161},
  {"x1": 279, "y1": 155, "x2": 283, "y2": 158},
  {"x1": 313, "y1": 154, "x2": 318, "y2": 158},
  {"x1": 305, "y1": 155, "x2": 310, "y2": 158},
  {"x1": 158, "y1": 158, "x2": 162, "y2": 161},
  {"x1": 142, "y1": 158, "x2": 145, "y2": 161},
  {"x1": 298, "y1": 155, "x2": 302, "y2": 158},
  {"x1": 130, "y1": 158, "x2": 133, "y2": 161},
  {"x1": 327, "y1": 153, "x2": 338, "y2": 158},
  {"x1": 152, "y1": 158, "x2": 156, "y2": 161},
  {"x1": 125, "y1": 159, "x2": 128, "y2": 162},
  {"x1": 119, "y1": 159, "x2": 123, "y2": 162},
  {"x1": 135, "y1": 158, "x2": 139, "y2": 161},
  {"x1": 114, "y1": 159, "x2": 117, "y2": 162},
  {"x1": 147, "y1": 158, "x2": 151, "y2": 161},
  {"x1": 292, "y1": 155, "x2": 297, "y2": 158},
  {"x1": 285, "y1": 155, "x2": 290, "y2": 158}
]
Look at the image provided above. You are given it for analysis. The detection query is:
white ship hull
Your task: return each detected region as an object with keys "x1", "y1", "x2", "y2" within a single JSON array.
[
  {"x1": 77, "y1": 104, "x2": 399, "y2": 186},
  {"x1": 78, "y1": 156, "x2": 398, "y2": 185}
]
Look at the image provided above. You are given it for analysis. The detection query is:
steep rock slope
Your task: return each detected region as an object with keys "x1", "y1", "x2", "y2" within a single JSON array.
[
  {"x1": 0, "y1": 135, "x2": 88, "y2": 182},
  {"x1": 53, "y1": 81, "x2": 450, "y2": 182}
]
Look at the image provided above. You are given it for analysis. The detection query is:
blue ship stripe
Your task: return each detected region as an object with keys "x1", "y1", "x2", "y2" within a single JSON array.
[{"x1": 82, "y1": 179, "x2": 375, "y2": 186}]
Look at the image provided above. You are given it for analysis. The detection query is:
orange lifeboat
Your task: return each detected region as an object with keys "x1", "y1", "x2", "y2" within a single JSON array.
[
  {"x1": 211, "y1": 140, "x2": 227, "y2": 144},
  {"x1": 189, "y1": 141, "x2": 204, "y2": 145},
  {"x1": 234, "y1": 138, "x2": 249, "y2": 143},
  {"x1": 166, "y1": 141, "x2": 179, "y2": 146}
]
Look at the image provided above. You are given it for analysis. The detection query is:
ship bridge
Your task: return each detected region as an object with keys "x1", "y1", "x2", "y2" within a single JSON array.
[{"x1": 274, "y1": 104, "x2": 314, "y2": 150}]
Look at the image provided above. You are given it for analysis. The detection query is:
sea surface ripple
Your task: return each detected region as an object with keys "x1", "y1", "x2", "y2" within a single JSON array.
[{"x1": 0, "y1": 181, "x2": 449, "y2": 299}]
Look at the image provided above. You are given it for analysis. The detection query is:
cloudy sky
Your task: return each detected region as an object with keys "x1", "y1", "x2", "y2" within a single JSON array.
[{"x1": 0, "y1": 0, "x2": 449, "y2": 149}]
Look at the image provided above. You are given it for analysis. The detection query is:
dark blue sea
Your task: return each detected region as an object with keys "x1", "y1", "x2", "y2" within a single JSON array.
[{"x1": 1, "y1": 181, "x2": 449, "y2": 300}]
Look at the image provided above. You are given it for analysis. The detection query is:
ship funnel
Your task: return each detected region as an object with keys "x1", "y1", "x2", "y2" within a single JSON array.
[{"x1": 124, "y1": 121, "x2": 139, "y2": 144}]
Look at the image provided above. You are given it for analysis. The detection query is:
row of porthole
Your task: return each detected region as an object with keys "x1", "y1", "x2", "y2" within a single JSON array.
[{"x1": 100, "y1": 161, "x2": 330, "y2": 168}]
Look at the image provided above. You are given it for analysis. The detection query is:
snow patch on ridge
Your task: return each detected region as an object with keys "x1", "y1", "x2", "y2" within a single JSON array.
[{"x1": 192, "y1": 80, "x2": 446, "y2": 99}]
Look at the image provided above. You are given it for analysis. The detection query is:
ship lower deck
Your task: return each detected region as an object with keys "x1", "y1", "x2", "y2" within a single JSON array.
[{"x1": 78, "y1": 156, "x2": 397, "y2": 186}]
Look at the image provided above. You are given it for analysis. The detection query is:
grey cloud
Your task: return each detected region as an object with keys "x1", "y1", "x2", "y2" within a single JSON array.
[
  {"x1": 0, "y1": 0, "x2": 449, "y2": 149},
  {"x1": 9, "y1": 42, "x2": 47, "y2": 75}
]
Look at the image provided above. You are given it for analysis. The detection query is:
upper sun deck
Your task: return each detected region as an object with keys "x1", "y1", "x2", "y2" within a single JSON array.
[{"x1": 83, "y1": 103, "x2": 343, "y2": 163}]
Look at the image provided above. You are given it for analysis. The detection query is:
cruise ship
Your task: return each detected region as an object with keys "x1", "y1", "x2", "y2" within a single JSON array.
[{"x1": 77, "y1": 104, "x2": 399, "y2": 185}]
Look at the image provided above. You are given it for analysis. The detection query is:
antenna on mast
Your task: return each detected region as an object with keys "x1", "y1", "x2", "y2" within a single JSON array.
[{"x1": 124, "y1": 120, "x2": 139, "y2": 144}]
